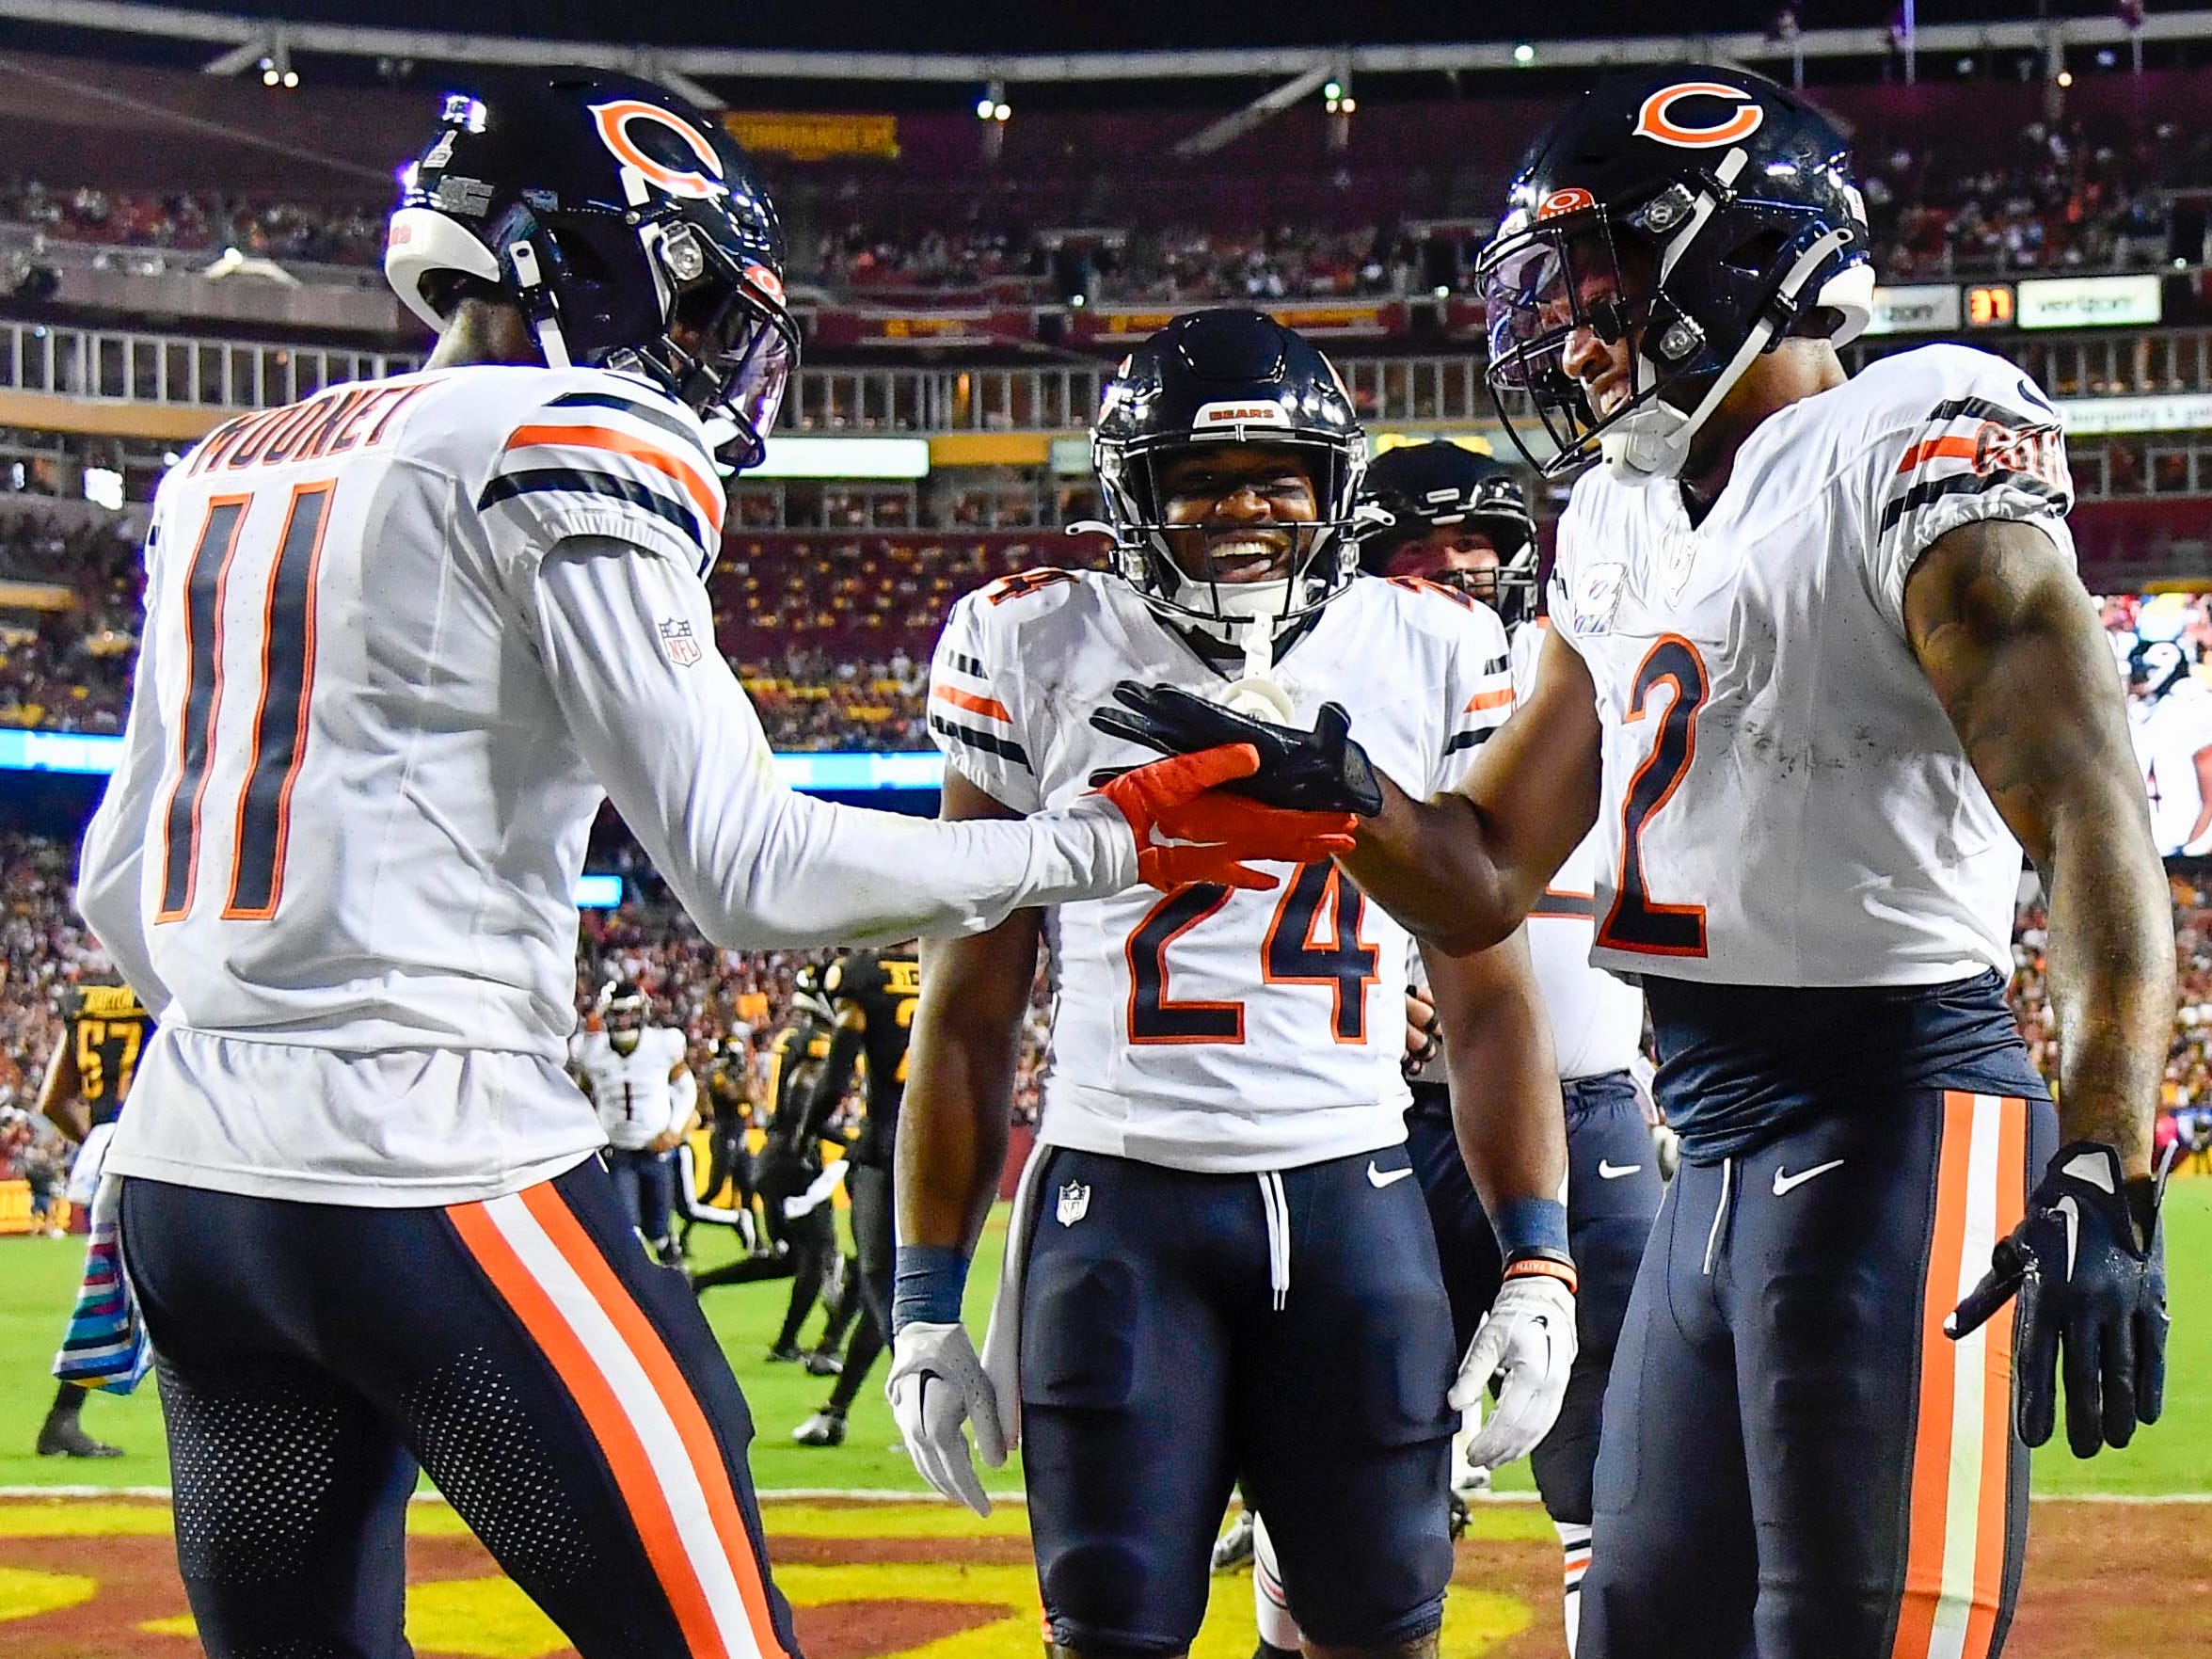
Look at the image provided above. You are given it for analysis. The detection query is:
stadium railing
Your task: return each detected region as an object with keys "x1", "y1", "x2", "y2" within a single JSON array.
[{"x1": 10, "y1": 315, "x2": 2212, "y2": 432}]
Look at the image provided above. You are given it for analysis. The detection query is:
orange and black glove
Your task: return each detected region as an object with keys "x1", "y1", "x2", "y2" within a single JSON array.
[{"x1": 1095, "y1": 743, "x2": 1357, "y2": 892}]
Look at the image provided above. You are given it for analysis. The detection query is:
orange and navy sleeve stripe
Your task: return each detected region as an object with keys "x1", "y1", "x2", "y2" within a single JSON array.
[
  {"x1": 1445, "y1": 648, "x2": 1515, "y2": 757},
  {"x1": 479, "y1": 388, "x2": 726, "y2": 576},
  {"x1": 1877, "y1": 387, "x2": 2070, "y2": 558},
  {"x1": 928, "y1": 631, "x2": 1031, "y2": 774}
]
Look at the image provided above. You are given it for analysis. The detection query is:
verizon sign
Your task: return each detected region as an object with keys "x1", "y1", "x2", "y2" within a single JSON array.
[{"x1": 2017, "y1": 275, "x2": 2163, "y2": 330}]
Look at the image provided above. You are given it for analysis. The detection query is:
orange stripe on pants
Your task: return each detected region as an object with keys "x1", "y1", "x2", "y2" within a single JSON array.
[
  {"x1": 1890, "y1": 1093, "x2": 2028, "y2": 1659},
  {"x1": 517, "y1": 1184, "x2": 789, "y2": 1658},
  {"x1": 1961, "y1": 1102, "x2": 2029, "y2": 1659},
  {"x1": 448, "y1": 1198, "x2": 738, "y2": 1659}
]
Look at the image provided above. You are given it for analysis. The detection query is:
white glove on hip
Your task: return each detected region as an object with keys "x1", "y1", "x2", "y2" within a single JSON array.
[
  {"x1": 1451, "y1": 1265, "x2": 1578, "y2": 1476},
  {"x1": 887, "y1": 1320, "x2": 1008, "y2": 1516}
]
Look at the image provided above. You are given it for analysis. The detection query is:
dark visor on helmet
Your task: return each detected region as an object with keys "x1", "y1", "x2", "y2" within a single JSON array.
[
  {"x1": 1477, "y1": 209, "x2": 1652, "y2": 478},
  {"x1": 672, "y1": 270, "x2": 798, "y2": 471}
]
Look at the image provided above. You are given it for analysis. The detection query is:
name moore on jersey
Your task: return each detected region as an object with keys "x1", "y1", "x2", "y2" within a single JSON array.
[
  {"x1": 1547, "y1": 343, "x2": 2073, "y2": 989},
  {"x1": 929, "y1": 567, "x2": 1513, "y2": 1172}
]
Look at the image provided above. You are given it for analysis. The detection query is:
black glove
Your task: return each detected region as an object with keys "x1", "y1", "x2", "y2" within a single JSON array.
[
  {"x1": 1088, "y1": 681, "x2": 1385, "y2": 817},
  {"x1": 1946, "y1": 1141, "x2": 2171, "y2": 1458}
]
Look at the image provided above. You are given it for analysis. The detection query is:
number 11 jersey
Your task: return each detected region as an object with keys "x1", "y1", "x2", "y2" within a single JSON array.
[
  {"x1": 930, "y1": 567, "x2": 1512, "y2": 1172},
  {"x1": 1549, "y1": 343, "x2": 2073, "y2": 989}
]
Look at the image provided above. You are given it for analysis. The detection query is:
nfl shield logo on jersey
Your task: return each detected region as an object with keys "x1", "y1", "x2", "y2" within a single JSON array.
[
  {"x1": 656, "y1": 617, "x2": 703, "y2": 667},
  {"x1": 1056, "y1": 1179, "x2": 1091, "y2": 1227}
]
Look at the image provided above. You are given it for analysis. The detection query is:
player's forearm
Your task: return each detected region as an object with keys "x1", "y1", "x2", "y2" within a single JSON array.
[
  {"x1": 897, "y1": 921, "x2": 1040, "y2": 1255},
  {"x1": 1424, "y1": 933, "x2": 1568, "y2": 1220},
  {"x1": 2043, "y1": 801, "x2": 2173, "y2": 1178},
  {"x1": 1343, "y1": 777, "x2": 1525, "y2": 957},
  {"x1": 534, "y1": 543, "x2": 1137, "y2": 949}
]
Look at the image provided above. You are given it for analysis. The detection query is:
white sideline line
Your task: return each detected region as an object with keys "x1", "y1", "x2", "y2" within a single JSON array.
[{"x1": 5, "y1": 1485, "x2": 2208, "y2": 1506}]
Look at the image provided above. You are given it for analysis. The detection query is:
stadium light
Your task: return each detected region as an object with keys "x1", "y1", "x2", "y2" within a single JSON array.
[
  {"x1": 1323, "y1": 79, "x2": 1343, "y2": 100},
  {"x1": 993, "y1": 102, "x2": 1011, "y2": 121},
  {"x1": 1512, "y1": 40, "x2": 1536, "y2": 67},
  {"x1": 975, "y1": 95, "x2": 994, "y2": 119},
  {"x1": 2057, "y1": 68, "x2": 2076, "y2": 87}
]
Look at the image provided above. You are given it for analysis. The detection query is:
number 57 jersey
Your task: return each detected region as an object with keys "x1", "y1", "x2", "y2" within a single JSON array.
[
  {"x1": 930, "y1": 567, "x2": 1513, "y2": 1173},
  {"x1": 1549, "y1": 343, "x2": 2074, "y2": 988}
]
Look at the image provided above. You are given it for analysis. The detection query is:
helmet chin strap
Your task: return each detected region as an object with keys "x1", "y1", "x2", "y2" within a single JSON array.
[
  {"x1": 1169, "y1": 572, "x2": 1295, "y2": 676},
  {"x1": 1601, "y1": 226, "x2": 1854, "y2": 486}
]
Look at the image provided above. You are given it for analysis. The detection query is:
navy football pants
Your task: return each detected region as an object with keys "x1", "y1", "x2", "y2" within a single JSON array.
[
  {"x1": 1407, "y1": 1070, "x2": 1663, "y2": 1524},
  {"x1": 1581, "y1": 1088, "x2": 2053, "y2": 1659},
  {"x1": 120, "y1": 1161, "x2": 799, "y2": 1659},
  {"x1": 1019, "y1": 1145, "x2": 1458, "y2": 1655},
  {"x1": 607, "y1": 1145, "x2": 676, "y2": 1251}
]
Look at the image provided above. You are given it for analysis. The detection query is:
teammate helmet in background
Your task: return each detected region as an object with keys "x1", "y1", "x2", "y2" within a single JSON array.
[
  {"x1": 1089, "y1": 308, "x2": 1367, "y2": 648},
  {"x1": 2129, "y1": 636, "x2": 2192, "y2": 703},
  {"x1": 1476, "y1": 65, "x2": 1874, "y2": 483},
  {"x1": 598, "y1": 979, "x2": 648, "y2": 1052},
  {"x1": 385, "y1": 71, "x2": 797, "y2": 471},
  {"x1": 1358, "y1": 442, "x2": 1539, "y2": 627},
  {"x1": 791, "y1": 965, "x2": 835, "y2": 1027}
]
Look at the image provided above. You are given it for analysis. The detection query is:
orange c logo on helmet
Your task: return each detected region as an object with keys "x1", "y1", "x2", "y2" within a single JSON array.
[
  {"x1": 590, "y1": 99, "x2": 726, "y2": 199},
  {"x1": 1633, "y1": 82, "x2": 1764, "y2": 150},
  {"x1": 1537, "y1": 186, "x2": 1596, "y2": 220},
  {"x1": 744, "y1": 263, "x2": 786, "y2": 304}
]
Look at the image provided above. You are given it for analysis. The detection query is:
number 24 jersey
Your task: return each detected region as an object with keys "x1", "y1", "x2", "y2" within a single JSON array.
[
  {"x1": 931, "y1": 568, "x2": 1513, "y2": 1173},
  {"x1": 1549, "y1": 343, "x2": 2074, "y2": 989}
]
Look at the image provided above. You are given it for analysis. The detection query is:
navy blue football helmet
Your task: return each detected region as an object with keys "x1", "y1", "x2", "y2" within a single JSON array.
[
  {"x1": 386, "y1": 71, "x2": 797, "y2": 470},
  {"x1": 1085, "y1": 308, "x2": 1367, "y2": 653},
  {"x1": 1476, "y1": 65, "x2": 1873, "y2": 482},
  {"x1": 1357, "y1": 441, "x2": 1538, "y2": 626}
]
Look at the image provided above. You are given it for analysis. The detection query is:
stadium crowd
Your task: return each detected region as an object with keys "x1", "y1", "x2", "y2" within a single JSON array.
[{"x1": 4, "y1": 103, "x2": 2206, "y2": 302}]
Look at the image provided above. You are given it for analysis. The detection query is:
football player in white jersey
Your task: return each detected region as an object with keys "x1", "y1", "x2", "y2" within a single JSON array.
[
  {"x1": 1101, "y1": 69, "x2": 2175, "y2": 1659},
  {"x1": 2124, "y1": 633, "x2": 2212, "y2": 855},
  {"x1": 884, "y1": 311, "x2": 1574, "y2": 1659},
  {"x1": 569, "y1": 980, "x2": 696, "y2": 1263},
  {"x1": 72, "y1": 76, "x2": 1352, "y2": 1659}
]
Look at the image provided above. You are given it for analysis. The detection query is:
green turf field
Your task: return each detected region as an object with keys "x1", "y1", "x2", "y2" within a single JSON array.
[{"x1": 3, "y1": 1182, "x2": 2206, "y2": 1498}]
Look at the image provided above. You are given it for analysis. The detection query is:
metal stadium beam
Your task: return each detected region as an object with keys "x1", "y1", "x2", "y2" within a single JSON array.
[
  {"x1": 2, "y1": 0, "x2": 2211, "y2": 86},
  {"x1": 1170, "y1": 64, "x2": 1333, "y2": 159}
]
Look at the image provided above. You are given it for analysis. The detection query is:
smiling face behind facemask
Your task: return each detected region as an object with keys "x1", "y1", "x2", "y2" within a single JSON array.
[{"x1": 1154, "y1": 443, "x2": 1322, "y2": 597}]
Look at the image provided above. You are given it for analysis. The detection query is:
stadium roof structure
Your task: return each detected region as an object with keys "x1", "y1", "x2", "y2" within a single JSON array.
[{"x1": 10, "y1": 0, "x2": 2212, "y2": 108}]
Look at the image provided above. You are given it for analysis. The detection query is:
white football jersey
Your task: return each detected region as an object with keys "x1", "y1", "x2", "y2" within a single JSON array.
[
  {"x1": 1549, "y1": 343, "x2": 2072, "y2": 988},
  {"x1": 80, "y1": 364, "x2": 1142, "y2": 1205},
  {"x1": 571, "y1": 1026, "x2": 691, "y2": 1150},
  {"x1": 2133, "y1": 678, "x2": 2212, "y2": 855},
  {"x1": 1508, "y1": 620, "x2": 1646, "y2": 1079},
  {"x1": 931, "y1": 568, "x2": 1513, "y2": 1172}
]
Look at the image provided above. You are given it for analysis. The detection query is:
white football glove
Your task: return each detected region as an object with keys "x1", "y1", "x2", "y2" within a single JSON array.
[
  {"x1": 1451, "y1": 1262, "x2": 1578, "y2": 1476},
  {"x1": 886, "y1": 1321, "x2": 1007, "y2": 1516}
]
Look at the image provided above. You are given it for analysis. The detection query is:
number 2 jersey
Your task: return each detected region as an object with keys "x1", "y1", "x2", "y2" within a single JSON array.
[
  {"x1": 931, "y1": 568, "x2": 1513, "y2": 1172},
  {"x1": 1549, "y1": 343, "x2": 2074, "y2": 991}
]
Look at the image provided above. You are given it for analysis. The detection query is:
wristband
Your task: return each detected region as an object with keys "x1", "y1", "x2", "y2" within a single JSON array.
[
  {"x1": 1494, "y1": 1194, "x2": 1569, "y2": 1258},
  {"x1": 892, "y1": 1243, "x2": 971, "y2": 1333},
  {"x1": 1502, "y1": 1246, "x2": 1580, "y2": 1297}
]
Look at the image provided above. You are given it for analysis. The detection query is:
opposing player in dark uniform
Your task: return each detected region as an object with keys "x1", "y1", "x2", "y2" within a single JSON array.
[
  {"x1": 692, "y1": 965, "x2": 859, "y2": 1373},
  {"x1": 1106, "y1": 70, "x2": 2175, "y2": 1659},
  {"x1": 36, "y1": 981, "x2": 152, "y2": 1458},
  {"x1": 789, "y1": 944, "x2": 918, "y2": 1446},
  {"x1": 687, "y1": 1032, "x2": 761, "y2": 1254}
]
